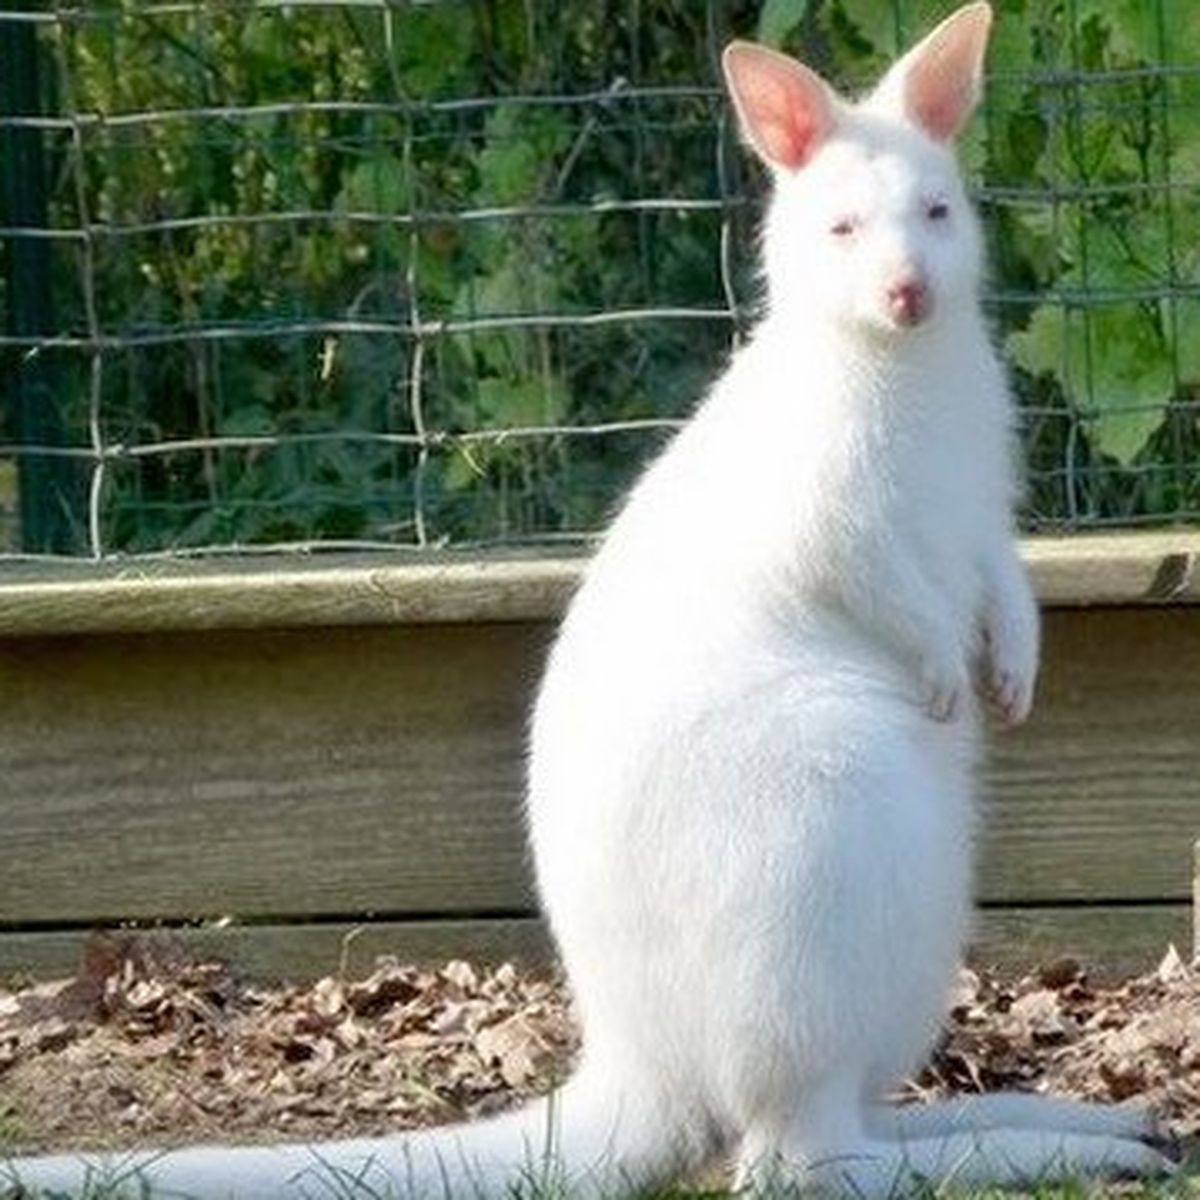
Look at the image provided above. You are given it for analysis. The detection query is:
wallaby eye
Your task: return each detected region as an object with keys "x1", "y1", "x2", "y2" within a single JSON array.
[
  {"x1": 926, "y1": 199, "x2": 950, "y2": 222},
  {"x1": 830, "y1": 216, "x2": 859, "y2": 238}
]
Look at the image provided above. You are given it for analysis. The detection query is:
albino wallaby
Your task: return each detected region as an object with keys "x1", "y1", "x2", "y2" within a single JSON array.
[{"x1": 5, "y1": 5, "x2": 1174, "y2": 1197}]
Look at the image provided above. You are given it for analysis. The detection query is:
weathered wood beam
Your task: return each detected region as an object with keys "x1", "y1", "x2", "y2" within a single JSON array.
[{"x1": 0, "y1": 531, "x2": 1198, "y2": 638}]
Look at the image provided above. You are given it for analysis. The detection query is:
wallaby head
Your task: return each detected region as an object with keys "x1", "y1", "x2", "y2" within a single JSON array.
[{"x1": 723, "y1": 2, "x2": 992, "y2": 338}]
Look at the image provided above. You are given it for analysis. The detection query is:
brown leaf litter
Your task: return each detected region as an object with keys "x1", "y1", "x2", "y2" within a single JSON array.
[
  {"x1": 1, "y1": 934, "x2": 1198, "y2": 1159},
  {"x1": 915, "y1": 947, "x2": 1200, "y2": 1144},
  {"x1": 0, "y1": 933, "x2": 576, "y2": 1155}
]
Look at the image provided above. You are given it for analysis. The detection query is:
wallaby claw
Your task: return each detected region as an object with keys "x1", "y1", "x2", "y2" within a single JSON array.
[
  {"x1": 982, "y1": 668, "x2": 1032, "y2": 728},
  {"x1": 922, "y1": 657, "x2": 969, "y2": 723},
  {"x1": 927, "y1": 684, "x2": 962, "y2": 723}
]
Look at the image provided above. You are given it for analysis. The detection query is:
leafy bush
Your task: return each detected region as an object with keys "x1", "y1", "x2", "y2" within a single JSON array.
[{"x1": 2, "y1": 0, "x2": 1198, "y2": 553}]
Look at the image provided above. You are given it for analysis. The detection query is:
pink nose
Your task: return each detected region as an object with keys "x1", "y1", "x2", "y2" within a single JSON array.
[{"x1": 886, "y1": 277, "x2": 930, "y2": 327}]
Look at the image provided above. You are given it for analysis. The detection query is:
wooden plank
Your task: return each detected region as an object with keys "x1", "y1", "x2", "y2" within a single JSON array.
[
  {"x1": 0, "y1": 919, "x2": 554, "y2": 988},
  {"x1": 0, "y1": 530, "x2": 1198, "y2": 641},
  {"x1": 1, "y1": 608, "x2": 1198, "y2": 929},
  {"x1": 968, "y1": 905, "x2": 1189, "y2": 982},
  {"x1": 983, "y1": 607, "x2": 1200, "y2": 903},
  {"x1": 0, "y1": 553, "x2": 584, "y2": 637},
  {"x1": 0, "y1": 624, "x2": 543, "y2": 923},
  {"x1": 1194, "y1": 839, "x2": 1200, "y2": 963},
  {"x1": 1023, "y1": 530, "x2": 1200, "y2": 608},
  {"x1": 0, "y1": 906, "x2": 1181, "y2": 987}
]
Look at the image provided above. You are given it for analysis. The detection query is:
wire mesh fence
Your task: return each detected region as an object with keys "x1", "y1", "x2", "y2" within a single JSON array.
[{"x1": 0, "y1": 1, "x2": 1198, "y2": 560}]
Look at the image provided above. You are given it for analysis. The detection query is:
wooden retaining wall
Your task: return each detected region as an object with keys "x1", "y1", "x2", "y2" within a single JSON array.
[{"x1": 1, "y1": 531, "x2": 1198, "y2": 984}]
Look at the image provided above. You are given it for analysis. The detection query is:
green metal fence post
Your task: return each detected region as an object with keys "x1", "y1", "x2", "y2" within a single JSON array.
[{"x1": 0, "y1": 12, "x2": 83, "y2": 554}]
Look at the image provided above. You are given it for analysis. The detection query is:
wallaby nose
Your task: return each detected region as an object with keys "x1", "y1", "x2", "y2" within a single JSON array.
[{"x1": 885, "y1": 276, "x2": 931, "y2": 327}]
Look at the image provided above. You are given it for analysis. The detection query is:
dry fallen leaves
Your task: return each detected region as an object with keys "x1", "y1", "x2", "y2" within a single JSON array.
[
  {"x1": 1, "y1": 935, "x2": 1198, "y2": 1157},
  {"x1": 917, "y1": 950, "x2": 1200, "y2": 1141},
  {"x1": 0, "y1": 932, "x2": 578, "y2": 1154}
]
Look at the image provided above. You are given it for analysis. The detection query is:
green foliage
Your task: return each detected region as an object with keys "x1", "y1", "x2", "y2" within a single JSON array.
[
  {"x1": 19, "y1": 0, "x2": 751, "y2": 551},
  {"x1": 756, "y1": 0, "x2": 812, "y2": 47},
  {"x1": 759, "y1": 0, "x2": 1200, "y2": 522},
  {"x1": 978, "y1": 0, "x2": 1200, "y2": 471},
  {"x1": 5, "y1": 0, "x2": 1199, "y2": 551}
]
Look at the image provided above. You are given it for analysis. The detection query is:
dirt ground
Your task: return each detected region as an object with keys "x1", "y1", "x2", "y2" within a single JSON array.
[{"x1": 1, "y1": 933, "x2": 1198, "y2": 1159}]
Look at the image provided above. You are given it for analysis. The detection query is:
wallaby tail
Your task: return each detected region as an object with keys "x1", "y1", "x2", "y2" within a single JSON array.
[{"x1": 3, "y1": 1068, "x2": 694, "y2": 1199}]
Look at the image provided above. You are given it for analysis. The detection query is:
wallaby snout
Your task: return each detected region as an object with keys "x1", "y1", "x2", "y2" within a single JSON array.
[{"x1": 885, "y1": 272, "x2": 931, "y2": 327}]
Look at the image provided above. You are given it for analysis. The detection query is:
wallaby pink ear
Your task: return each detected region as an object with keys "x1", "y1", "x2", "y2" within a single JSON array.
[
  {"x1": 722, "y1": 41, "x2": 836, "y2": 172},
  {"x1": 875, "y1": 2, "x2": 993, "y2": 143}
]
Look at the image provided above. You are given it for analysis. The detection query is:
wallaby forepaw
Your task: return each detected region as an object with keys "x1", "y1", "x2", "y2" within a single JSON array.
[
  {"x1": 927, "y1": 686, "x2": 962, "y2": 723},
  {"x1": 980, "y1": 612, "x2": 1038, "y2": 729},
  {"x1": 983, "y1": 668, "x2": 1033, "y2": 728},
  {"x1": 922, "y1": 659, "x2": 969, "y2": 723}
]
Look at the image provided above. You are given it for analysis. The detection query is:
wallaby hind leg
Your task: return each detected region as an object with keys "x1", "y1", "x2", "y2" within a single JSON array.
[
  {"x1": 739, "y1": 1081, "x2": 1172, "y2": 1199},
  {"x1": 867, "y1": 1092, "x2": 1159, "y2": 1144}
]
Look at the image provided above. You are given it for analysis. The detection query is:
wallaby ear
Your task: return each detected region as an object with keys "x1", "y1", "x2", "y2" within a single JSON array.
[
  {"x1": 722, "y1": 41, "x2": 837, "y2": 172},
  {"x1": 873, "y1": 2, "x2": 993, "y2": 143}
]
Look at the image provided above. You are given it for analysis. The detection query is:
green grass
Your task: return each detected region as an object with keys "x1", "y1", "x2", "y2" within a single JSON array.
[{"x1": 1, "y1": 1162, "x2": 1197, "y2": 1200}]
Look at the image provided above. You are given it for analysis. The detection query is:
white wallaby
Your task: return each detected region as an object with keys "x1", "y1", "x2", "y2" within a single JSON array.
[{"x1": 5, "y1": 5, "x2": 1174, "y2": 1198}]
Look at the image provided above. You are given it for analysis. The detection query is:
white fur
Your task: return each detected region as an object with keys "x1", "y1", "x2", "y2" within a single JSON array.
[{"x1": 5, "y1": 6, "x2": 1169, "y2": 1196}]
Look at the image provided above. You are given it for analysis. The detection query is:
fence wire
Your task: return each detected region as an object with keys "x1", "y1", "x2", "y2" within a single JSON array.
[{"x1": 0, "y1": 1, "x2": 1198, "y2": 560}]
